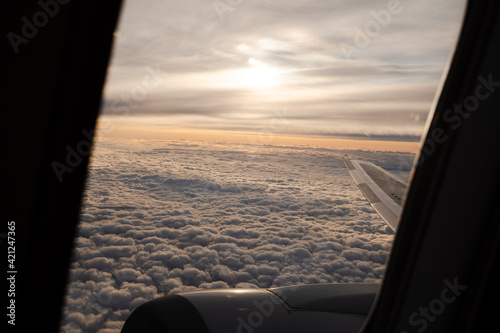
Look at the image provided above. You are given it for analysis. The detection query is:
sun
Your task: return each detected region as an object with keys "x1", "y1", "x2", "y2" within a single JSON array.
[
  {"x1": 241, "y1": 57, "x2": 280, "y2": 89},
  {"x1": 217, "y1": 57, "x2": 282, "y2": 90}
]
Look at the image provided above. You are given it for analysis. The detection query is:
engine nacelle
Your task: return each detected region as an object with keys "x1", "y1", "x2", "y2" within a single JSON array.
[{"x1": 122, "y1": 283, "x2": 378, "y2": 333}]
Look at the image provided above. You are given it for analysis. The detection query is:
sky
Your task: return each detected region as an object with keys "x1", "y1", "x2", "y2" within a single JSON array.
[{"x1": 98, "y1": 0, "x2": 466, "y2": 149}]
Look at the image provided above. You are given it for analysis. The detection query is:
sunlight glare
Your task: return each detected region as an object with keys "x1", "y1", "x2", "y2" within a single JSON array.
[
  {"x1": 242, "y1": 57, "x2": 280, "y2": 89},
  {"x1": 237, "y1": 43, "x2": 250, "y2": 52}
]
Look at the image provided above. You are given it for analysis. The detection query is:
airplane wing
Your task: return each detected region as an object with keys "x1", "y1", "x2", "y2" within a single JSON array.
[{"x1": 345, "y1": 159, "x2": 407, "y2": 231}]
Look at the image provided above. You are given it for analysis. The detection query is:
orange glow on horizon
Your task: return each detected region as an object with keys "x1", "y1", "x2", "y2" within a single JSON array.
[{"x1": 95, "y1": 123, "x2": 420, "y2": 153}]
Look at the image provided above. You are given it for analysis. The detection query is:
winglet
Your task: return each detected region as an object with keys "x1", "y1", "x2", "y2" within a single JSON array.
[{"x1": 345, "y1": 159, "x2": 407, "y2": 231}]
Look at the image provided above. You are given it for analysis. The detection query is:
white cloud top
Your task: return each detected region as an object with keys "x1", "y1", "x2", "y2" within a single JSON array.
[{"x1": 60, "y1": 138, "x2": 414, "y2": 332}]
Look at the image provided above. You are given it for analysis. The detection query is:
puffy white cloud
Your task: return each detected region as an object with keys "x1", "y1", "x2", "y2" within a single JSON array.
[
  {"x1": 95, "y1": 287, "x2": 133, "y2": 309},
  {"x1": 61, "y1": 138, "x2": 409, "y2": 332},
  {"x1": 199, "y1": 281, "x2": 230, "y2": 289},
  {"x1": 181, "y1": 267, "x2": 210, "y2": 286},
  {"x1": 210, "y1": 264, "x2": 237, "y2": 285},
  {"x1": 91, "y1": 234, "x2": 136, "y2": 247},
  {"x1": 113, "y1": 268, "x2": 142, "y2": 283},
  {"x1": 82, "y1": 257, "x2": 115, "y2": 271},
  {"x1": 98, "y1": 246, "x2": 138, "y2": 259}
]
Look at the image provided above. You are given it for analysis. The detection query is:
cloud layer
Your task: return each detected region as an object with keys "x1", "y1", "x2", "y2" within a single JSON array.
[{"x1": 60, "y1": 138, "x2": 414, "y2": 332}]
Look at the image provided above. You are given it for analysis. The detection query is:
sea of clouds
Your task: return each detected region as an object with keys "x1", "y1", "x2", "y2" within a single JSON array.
[{"x1": 60, "y1": 138, "x2": 414, "y2": 332}]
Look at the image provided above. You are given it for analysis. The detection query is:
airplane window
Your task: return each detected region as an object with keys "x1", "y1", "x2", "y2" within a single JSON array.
[{"x1": 60, "y1": 0, "x2": 465, "y2": 331}]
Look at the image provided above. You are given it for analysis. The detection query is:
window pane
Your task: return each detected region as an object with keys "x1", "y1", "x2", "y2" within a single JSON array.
[{"x1": 61, "y1": 0, "x2": 465, "y2": 332}]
